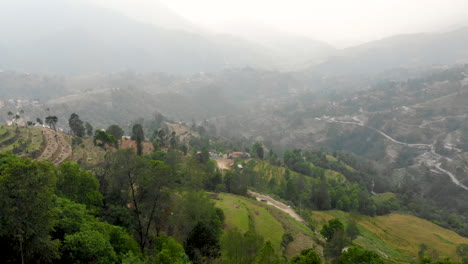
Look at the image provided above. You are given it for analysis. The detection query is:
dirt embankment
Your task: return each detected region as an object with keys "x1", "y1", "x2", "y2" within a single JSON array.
[
  {"x1": 37, "y1": 128, "x2": 71, "y2": 166},
  {"x1": 216, "y1": 158, "x2": 233, "y2": 170}
]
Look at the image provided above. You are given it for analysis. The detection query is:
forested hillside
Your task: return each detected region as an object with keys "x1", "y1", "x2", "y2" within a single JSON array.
[{"x1": 1, "y1": 121, "x2": 468, "y2": 263}]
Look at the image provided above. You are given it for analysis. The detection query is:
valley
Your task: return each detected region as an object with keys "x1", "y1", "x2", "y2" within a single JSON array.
[{"x1": 1, "y1": 1, "x2": 468, "y2": 263}]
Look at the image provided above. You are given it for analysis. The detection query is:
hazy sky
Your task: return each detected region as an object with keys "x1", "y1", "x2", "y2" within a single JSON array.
[{"x1": 92, "y1": 0, "x2": 468, "y2": 47}]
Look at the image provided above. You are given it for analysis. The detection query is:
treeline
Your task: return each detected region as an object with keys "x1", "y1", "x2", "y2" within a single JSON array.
[
  {"x1": 1, "y1": 145, "x2": 323, "y2": 264},
  {"x1": 231, "y1": 148, "x2": 398, "y2": 217}
]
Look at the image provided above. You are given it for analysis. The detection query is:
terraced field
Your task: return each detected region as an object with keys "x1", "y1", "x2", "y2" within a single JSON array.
[
  {"x1": 0, "y1": 125, "x2": 79, "y2": 165},
  {"x1": 0, "y1": 125, "x2": 45, "y2": 158}
]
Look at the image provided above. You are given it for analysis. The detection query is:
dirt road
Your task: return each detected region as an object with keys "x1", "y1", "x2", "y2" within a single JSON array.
[
  {"x1": 322, "y1": 117, "x2": 467, "y2": 192},
  {"x1": 248, "y1": 190, "x2": 305, "y2": 223}
]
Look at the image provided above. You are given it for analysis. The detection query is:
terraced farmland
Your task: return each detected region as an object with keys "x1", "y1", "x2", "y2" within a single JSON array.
[{"x1": 0, "y1": 125, "x2": 45, "y2": 158}]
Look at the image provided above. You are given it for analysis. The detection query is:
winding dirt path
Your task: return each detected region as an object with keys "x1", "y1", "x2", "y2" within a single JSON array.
[
  {"x1": 248, "y1": 190, "x2": 305, "y2": 223},
  {"x1": 435, "y1": 163, "x2": 468, "y2": 191}
]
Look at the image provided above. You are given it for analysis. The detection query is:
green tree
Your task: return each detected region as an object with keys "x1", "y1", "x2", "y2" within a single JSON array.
[
  {"x1": 85, "y1": 122, "x2": 93, "y2": 137},
  {"x1": 252, "y1": 142, "x2": 264, "y2": 160},
  {"x1": 36, "y1": 117, "x2": 43, "y2": 125},
  {"x1": 221, "y1": 229, "x2": 263, "y2": 264},
  {"x1": 121, "y1": 252, "x2": 148, "y2": 264},
  {"x1": 57, "y1": 161, "x2": 103, "y2": 208},
  {"x1": 289, "y1": 248, "x2": 322, "y2": 264},
  {"x1": 174, "y1": 191, "x2": 224, "y2": 241},
  {"x1": 457, "y1": 244, "x2": 468, "y2": 264},
  {"x1": 104, "y1": 150, "x2": 173, "y2": 250},
  {"x1": 346, "y1": 219, "x2": 360, "y2": 241},
  {"x1": 254, "y1": 241, "x2": 281, "y2": 264},
  {"x1": 45, "y1": 115, "x2": 58, "y2": 131},
  {"x1": 170, "y1": 131, "x2": 178, "y2": 148},
  {"x1": 338, "y1": 247, "x2": 384, "y2": 264},
  {"x1": 312, "y1": 182, "x2": 331, "y2": 210},
  {"x1": 53, "y1": 197, "x2": 140, "y2": 261},
  {"x1": 132, "y1": 124, "x2": 145, "y2": 156},
  {"x1": 94, "y1": 130, "x2": 117, "y2": 148},
  {"x1": 324, "y1": 231, "x2": 351, "y2": 259},
  {"x1": 321, "y1": 219, "x2": 344, "y2": 241},
  {"x1": 224, "y1": 170, "x2": 247, "y2": 195},
  {"x1": 68, "y1": 113, "x2": 85, "y2": 137},
  {"x1": 198, "y1": 147, "x2": 210, "y2": 164},
  {"x1": 157, "y1": 129, "x2": 167, "y2": 148},
  {"x1": 62, "y1": 230, "x2": 117, "y2": 264},
  {"x1": 107, "y1": 124, "x2": 124, "y2": 141},
  {"x1": 0, "y1": 154, "x2": 60, "y2": 263},
  {"x1": 154, "y1": 236, "x2": 191, "y2": 264},
  {"x1": 184, "y1": 222, "x2": 221, "y2": 264}
]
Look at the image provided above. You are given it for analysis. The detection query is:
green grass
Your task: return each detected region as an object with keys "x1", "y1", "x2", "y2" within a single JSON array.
[
  {"x1": 214, "y1": 194, "x2": 250, "y2": 234},
  {"x1": 215, "y1": 193, "x2": 321, "y2": 258},
  {"x1": 215, "y1": 193, "x2": 284, "y2": 251}
]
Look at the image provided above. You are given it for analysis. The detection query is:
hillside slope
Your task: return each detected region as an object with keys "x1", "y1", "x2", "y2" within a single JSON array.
[{"x1": 313, "y1": 210, "x2": 468, "y2": 263}]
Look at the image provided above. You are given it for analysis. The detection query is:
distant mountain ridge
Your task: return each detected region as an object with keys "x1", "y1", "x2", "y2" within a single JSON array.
[
  {"x1": 2, "y1": 0, "x2": 468, "y2": 75},
  {"x1": 312, "y1": 27, "x2": 468, "y2": 75}
]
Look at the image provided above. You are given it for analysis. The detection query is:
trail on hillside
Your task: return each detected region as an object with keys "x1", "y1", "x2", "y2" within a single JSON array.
[
  {"x1": 248, "y1": 190, "x2": 305, "y2": 223},
  {"x1": 321, "y1": 117, "x2": 468, "y2": 191},
  {"x1": 37, "y1": 128, "x2": 71, "y2": 166}
]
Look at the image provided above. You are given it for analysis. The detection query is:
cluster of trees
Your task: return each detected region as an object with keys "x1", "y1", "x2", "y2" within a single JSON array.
[
  {"x1": 0, "y1": 150, "x2": 228, "y2": 264},
  {"x1": 4, "y1": 139, "x2": 331, "y2": 264},
  {"x1": 0, "y1": 153, "x2": 138, "y2": 263}
]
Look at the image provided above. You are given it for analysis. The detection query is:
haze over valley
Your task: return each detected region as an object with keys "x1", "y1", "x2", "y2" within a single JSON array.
[{"x1": 1, "y1": 1, "x2": 468, "y2": 263}]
